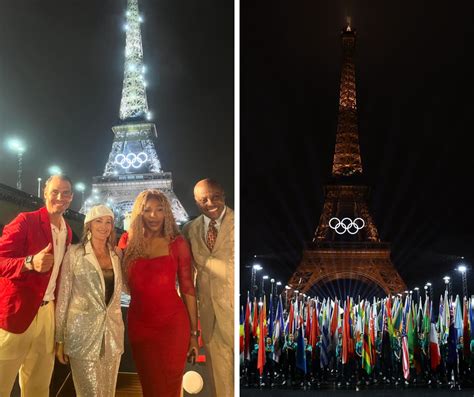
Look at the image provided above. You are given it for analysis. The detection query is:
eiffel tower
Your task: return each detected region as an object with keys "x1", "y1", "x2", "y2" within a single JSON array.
[
  {"x1": 83, "y1": 0, "x2": 188, "y2": 227},
  {"x1": 287, "y1": 24, "x2": 406, "y2": 296}
]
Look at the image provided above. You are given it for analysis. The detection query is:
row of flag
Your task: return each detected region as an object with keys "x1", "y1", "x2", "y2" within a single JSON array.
[{"x1": 240, "y1": 291, "x2": 474, "y2": 378}]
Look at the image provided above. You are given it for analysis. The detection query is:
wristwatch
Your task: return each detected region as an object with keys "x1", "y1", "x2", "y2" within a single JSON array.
[
  {"x1": 24, "y1": 255, "x2": 34, "y2": 271},
  {"x1": 191, "y1": 330, "x2": 200, "y2": 337}
]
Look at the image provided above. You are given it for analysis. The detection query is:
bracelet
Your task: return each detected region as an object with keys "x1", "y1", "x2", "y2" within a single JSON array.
[{"x1": 190, "y1": 330, "x2": 200, "y2": 337}]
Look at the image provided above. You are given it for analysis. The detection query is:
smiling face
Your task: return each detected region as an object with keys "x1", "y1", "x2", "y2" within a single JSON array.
[
  {"x1": 194, "y1": 180, "x2": 225, "y2": 221},
  {"x1": 44, "y1": 176, "x2": 73, "y2": 216},
  {"x1": 142, "y1": 197, "x2": 165, "y2": 236},
  {"x1": 89, "y1": 216, "x2": 113, "y2": 243}
]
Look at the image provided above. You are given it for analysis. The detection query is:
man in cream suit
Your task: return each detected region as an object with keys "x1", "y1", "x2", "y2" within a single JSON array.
[{"x1": 183, "y1": 178, "x2": 234, "y2": 397}]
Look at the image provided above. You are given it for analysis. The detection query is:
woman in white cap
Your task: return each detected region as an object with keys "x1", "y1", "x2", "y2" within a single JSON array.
[{"x1": 55, "y1": 205, "x2": 124, "y2": 397}]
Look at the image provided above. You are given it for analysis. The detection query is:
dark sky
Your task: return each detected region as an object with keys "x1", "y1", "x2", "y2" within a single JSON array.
[
  {"x1": 0, "y1": 0, "x2": 234, "y2": 217},
  {"x1": 241, "y1": 0, "x2": 474, "y2": 300}
]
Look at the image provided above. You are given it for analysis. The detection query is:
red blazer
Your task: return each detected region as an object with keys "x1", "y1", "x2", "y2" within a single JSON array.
[{"x1": 0, "y1": 207, "x2": 72, "y2": 333}]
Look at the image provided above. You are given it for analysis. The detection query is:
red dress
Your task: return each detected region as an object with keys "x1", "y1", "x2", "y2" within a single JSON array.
[{"x1": 127, "y1": 235, "x2": 195, "y2": 397}]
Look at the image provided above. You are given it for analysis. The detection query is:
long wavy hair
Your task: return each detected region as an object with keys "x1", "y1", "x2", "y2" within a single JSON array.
[{"x1": 123, "y1": 189, "x2": 180, "y2": 278}]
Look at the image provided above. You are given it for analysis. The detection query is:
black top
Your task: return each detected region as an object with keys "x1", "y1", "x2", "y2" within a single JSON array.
[{"x1": 102, "y1": 268, "x2": 114, "y2": 306}]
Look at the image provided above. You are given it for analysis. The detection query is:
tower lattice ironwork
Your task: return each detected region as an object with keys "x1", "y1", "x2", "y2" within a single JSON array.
[
  {"x1": 83, "y1": 0, "x2": 188, "y2": 226},
  {"x1": 287, "y1": 25, "x2": 406, "y2": 296}
]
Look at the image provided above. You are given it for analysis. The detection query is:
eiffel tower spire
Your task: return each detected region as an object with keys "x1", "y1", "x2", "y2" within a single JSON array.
[
  {"x1": 331, "y1": 24, "x2": 363, "y2": 177},
  {"x1": 120, "y1": 0, "x2": 150, "y2": 121}
]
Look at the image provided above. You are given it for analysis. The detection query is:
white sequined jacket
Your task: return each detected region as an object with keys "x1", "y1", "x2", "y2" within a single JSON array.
[{"x1": 55, "y1": 242, "x2": 125, "y2": 360}]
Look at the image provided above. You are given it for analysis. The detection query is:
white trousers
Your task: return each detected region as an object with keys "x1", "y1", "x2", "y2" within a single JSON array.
[{"x1": 0, "y1": 302, "x2": 55, "y2": 397}]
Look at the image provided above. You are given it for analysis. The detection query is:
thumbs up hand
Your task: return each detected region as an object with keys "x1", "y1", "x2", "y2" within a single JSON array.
[{"x1": 32, "y1": 243, "x2": 54, "y2": 273}]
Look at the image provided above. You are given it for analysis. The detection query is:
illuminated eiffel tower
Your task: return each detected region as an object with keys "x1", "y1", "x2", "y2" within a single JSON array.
[
  {"x1": 287, "y1": 24, "x2": 406, "y2": 296},
  {"x1": 83, "y1": 0, "x2": 188, "y2": 227}
]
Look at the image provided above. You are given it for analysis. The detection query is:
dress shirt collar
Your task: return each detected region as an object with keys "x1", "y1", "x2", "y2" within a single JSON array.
[{"x1": 203, "y1": 206, "x2": 227, "y2": 230}]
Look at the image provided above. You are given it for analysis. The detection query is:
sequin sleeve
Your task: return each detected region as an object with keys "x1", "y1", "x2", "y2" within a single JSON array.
[
  {"x1": 55, "y1": 245, "x2": 75, "y2": 343},
  {"x1": 174, "y1": 235, "x2": 195, "y2": 296}
]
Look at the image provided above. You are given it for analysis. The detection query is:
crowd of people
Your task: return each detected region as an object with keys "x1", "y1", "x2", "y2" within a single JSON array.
[
  {"x1": 240, "y1": 291, "x2": 474, "y2": 391},
  {"x1": 0, "y1": 174, "x2": 234, "y2": 397}
]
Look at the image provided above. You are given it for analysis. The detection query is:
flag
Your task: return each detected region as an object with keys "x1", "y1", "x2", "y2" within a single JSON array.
[
  {"x1": 386, "y1": 297, "x2": 395, "y2": 341},
  {"x1": 310, "y1": 300, "x2": 320, "y2": 350},
  {"x1": 401, "y1": 297, "x2": 410, "y2": 380},
  {"x1": 305, "y1": 299, "x2": 311, "y2": 338},
  {"x1": 268, "y1": 293, "x2": 274, "y2": 340},
  {"x1": 287, "y1": 299, "x2": 295, "y2": 335},
  {"x1": 257, "y1": 297, "x2": 267, "y2": 375},
  {"x1": 454, "y1": 295, "x2": 463, "y2": 342},
  {"x1": 342, "y1": 299, "x2": 353, "y2": 365},
  {"x1": 470, "y1": 297, "x2": 474, "y2": 341},
  {"x1": 240, "y1": 305, "x2": 244, "y2": 360},
  {"x1": 361, "y1": 303, "x2": 374, "y2": 374},
  {"x1": 252, "y1": 298, "x2": 258, "y2": 339},
  {"x1": 272, "y1": 296, "x2": 284, "y2": 362},
  {"x1": 330, "y1": 297, "x2": 340, "y2": 351},
  {"x1": 296, "y1": 315, "x2": 307, "y2": 373},
  {"x1": 463, "y1": 297, "x2": 470, "y2": 361},
  {"x1": 244, "y1": 294, "x2": 252, "y2": 360},
  {"x1": 320, "y1": 301, "x2": 330, "y2": 368},
  {"x1": 429, "y1": 322, "x2": 441, "y2": 370}
]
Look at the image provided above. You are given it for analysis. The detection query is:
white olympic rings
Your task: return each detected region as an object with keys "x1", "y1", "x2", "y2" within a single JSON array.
[
  {"x1": 115, "y1": 152, "x2": 148, "y2": 169},
  {"x1": 329, "y1": 217, "x2": 365, "y2": 235}
]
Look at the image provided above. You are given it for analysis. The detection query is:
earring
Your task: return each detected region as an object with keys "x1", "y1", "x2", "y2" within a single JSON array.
[{"x1": 87, "y1": 231, "x2": 92, "y2": 241}]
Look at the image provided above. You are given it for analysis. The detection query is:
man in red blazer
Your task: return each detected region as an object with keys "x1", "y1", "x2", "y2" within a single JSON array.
[{"x1": 0, "y1": 175, "x2": 73, "y2": 397}]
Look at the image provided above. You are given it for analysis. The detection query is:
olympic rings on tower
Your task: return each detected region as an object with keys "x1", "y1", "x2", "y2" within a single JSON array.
[
  {"x1": 328, "y1": 217, "x2": 365, "y2": 235},
  {"x1": 115, "y1": 152, "x2": 148, "y2": 169}
]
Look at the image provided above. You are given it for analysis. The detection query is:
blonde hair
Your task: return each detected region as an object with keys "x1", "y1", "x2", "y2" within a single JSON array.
[
  {"x1": 80, "y1": 219, "x2": 116, "y2": 250},
  {"x1": 123, "y1": 189, "x2": 180, "y2": 277}
]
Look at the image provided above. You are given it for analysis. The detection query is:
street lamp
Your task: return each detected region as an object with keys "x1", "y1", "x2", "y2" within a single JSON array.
[
  {"x1": 262, "y1": 275, "x2": 269, "y2": 296},
  {"x1": 75, "y1": 182, "x2": 86, "y2": 208},
  {"x1": 457, "y1": 265, "x2": 469, "y2": 298},
  {"x1": 285, "y1": 285, "x2": 291, "y2": 310},
  {"x1": 413, "y1": 287, "x2": 419, "y2": 303},
  {"x1": 37, "y1": 177, "x2": 42, "y2": 197},
  {"x1": 48, "y1": 165, "x2": 62, "y2": 175},
  {"x1": 251, "y1": 264, "x2": 262, "y2": 299},
  {"x1": 276, "y1": 281, "x2": 282, "y2": 296},
  {"x1": 425, "y1": 282, "x2": 433, "y2": 301},
  {"x1": 443, "y1": 276, "x2": 451, "y2": 296},
  {"x1": 7, "y1": 138, "x2": 25, "y2": 190}
]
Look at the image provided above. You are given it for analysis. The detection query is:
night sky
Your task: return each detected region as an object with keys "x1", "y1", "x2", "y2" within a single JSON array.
[
  {"x1": 0, "y1": 0, "x2": 234, "y2": 217},
  {"x1": 241, "y1": 0, "x2": 474, "y2": 300}
]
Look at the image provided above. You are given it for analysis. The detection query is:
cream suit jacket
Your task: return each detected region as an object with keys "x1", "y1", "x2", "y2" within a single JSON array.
[
  {"x1": 183, "y1": 208, "x2": 234, "y2": 346},
  {"x1": 55, "y1": 242, "x2": 125, "y2": 361}
]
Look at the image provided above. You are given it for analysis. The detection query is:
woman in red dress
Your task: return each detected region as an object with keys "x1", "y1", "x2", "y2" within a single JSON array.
[{"x1": 122, "y1": 189, "x2": 198, "y2": 397}]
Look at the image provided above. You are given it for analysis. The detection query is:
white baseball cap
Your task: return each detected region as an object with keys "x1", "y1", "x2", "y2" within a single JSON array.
[{"x1": 84, "y1": 205, "x2": 114, "y2": 224}]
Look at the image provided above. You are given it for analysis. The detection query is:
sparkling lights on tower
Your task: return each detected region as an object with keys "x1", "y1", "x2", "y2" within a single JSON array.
[
  {"x1": 7, "y1": 138, "x2": 25, "y2": 190},
  {"x1": 120, "y1": 0, "x2": 149, "y2": 121}
]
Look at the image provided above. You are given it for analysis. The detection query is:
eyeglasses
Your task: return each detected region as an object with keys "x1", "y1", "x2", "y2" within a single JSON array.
[{"x1": 49, "y1": 190, "x2": 73, "y2": 198}]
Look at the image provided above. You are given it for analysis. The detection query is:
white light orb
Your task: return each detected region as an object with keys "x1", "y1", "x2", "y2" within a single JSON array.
[
  {"x1": 7, "y1": 138, "x2": 25, "y2": 153},
  {"x1": 182, "y1": 370, "x2": 203, "y2": 394},
  {"x1": 48, "y1": 165, "x2": 62, "y2": 175}
]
